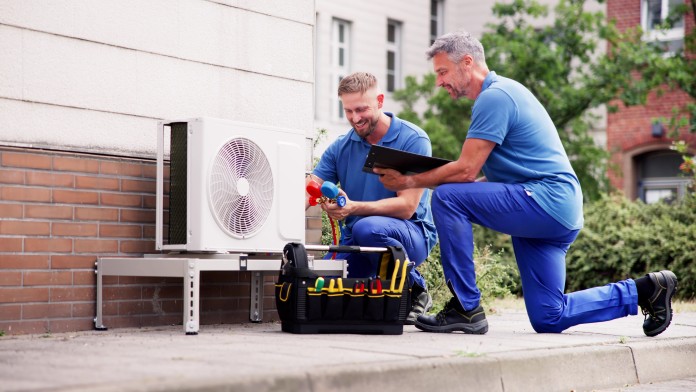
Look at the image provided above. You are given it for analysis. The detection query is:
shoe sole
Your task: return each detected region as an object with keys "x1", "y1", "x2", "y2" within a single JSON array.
[
  {"x1": 645, "y1": 270, "x2": 678, "y2": 337},
  {"x1": 414, "y1": 319, "x2": 489, "y2": 334},
  {"x1": 404, "y1": 296, "x2": 433, "y2": 326}
]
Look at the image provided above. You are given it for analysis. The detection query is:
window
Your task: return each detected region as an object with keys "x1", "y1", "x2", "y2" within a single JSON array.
[
  {"x1": 641, "y1": 0, "x2": 685, "y2": 53},
  {"x1": 331, "y1": 19, "x2": 351, "y2": 121},
  {"x1": 430, "y1": 0, "x2": 444, "y2": 45},
  {"x1": 386, "y1": 20, "x2": 402, "y2": 93},
  {"x1": 636, "y1": 150, "x2": 691, "y2": 203}
]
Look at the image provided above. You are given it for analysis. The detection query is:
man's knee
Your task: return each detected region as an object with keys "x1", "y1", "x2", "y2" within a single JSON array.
[
  {"x1": 527, "y1": 307, "x2": 566, "y2": 334},
  {"x1": 431, "y1": 185, "x2": 452, "y2": 215},
  {"x1": 431, "y1": 183, "x2": 469, "y2": 215},
  {"x1": 351, "y1": 218, "x2": 387, "y2": 244}
]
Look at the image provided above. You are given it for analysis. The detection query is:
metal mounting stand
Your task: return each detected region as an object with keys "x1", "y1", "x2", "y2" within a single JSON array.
[{"x1": 94, "y1": 252, "x2": 344, "y2": 334}]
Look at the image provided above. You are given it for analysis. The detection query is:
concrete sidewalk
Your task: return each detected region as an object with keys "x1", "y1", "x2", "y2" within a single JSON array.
[{"x1": 1, "y1": 308, "x2": 695, "y2": 392}]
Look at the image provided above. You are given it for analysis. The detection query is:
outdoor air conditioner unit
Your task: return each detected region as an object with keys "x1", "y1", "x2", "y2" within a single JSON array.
[{"x1": 156, "y1": 117, "x2": 306, "y2": 253}]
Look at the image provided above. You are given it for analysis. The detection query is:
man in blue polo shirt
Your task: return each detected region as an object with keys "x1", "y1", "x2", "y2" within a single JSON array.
[
  {"x1": 376, "y1": 31, "x2": 677, "y2": 337},
  {"x1": 307, "y1": 72, "x2": 437, "y2": 324}
]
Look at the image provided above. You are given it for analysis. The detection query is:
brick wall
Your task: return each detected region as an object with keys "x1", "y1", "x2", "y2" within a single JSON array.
[
  {"x1": 606, "y1": 0, "x2": 696, "y2": 192},
  {"x1": 0, "y1": 147, "x2": 279, "y2": 335},
  {"x1": 606, "y1": 90, "x2": 696, "y2": 189}
]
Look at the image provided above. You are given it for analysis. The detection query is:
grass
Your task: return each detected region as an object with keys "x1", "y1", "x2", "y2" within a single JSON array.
[
  {"x1": 487, "y1": 296, "x2": 526, "y2": 312},
  {"x1": 455, "y1": 350, "x2": 483, "y2": 357},
  {"x1": 673, "y1": 299, "x2": 696, "y2": 313}
]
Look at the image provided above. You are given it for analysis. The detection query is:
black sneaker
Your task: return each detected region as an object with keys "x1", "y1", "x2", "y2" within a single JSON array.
[
  {"x1": 405, "y1": 290, "x2": 432, "y2": 325},
  {"x1": 640, "y1": 270, "x2": 678, "y2": 337},
  {"x1": 415, "y1": 298, "x2": 488, "y2": 334}
]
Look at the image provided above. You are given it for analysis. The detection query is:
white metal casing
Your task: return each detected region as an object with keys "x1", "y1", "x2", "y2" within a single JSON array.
[{"x1": 156, "y1": 117, "x2": 305, "y2": 253}]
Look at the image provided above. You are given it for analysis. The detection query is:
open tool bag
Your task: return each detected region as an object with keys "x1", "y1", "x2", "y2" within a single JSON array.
[{"x1": 275, "y1": 242, "x2": 413, "y2": 334}]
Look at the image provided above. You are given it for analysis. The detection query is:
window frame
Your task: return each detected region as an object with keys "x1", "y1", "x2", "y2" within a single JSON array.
[
  {"x1": 430, "y1": 0, "x2": 444, "y2": 45},
  {"x1": 386, "y1": 19, "x2": 402, "y2": 93},
  {"x1": 639, "y1": 177, "x2": 691, "y2": 204},
  {"x1": 331, "y1": 18, "x2": 351, "y2": 121},
  {"x1": 640, "y1": 0, "x2": 685, "y2": 54}
]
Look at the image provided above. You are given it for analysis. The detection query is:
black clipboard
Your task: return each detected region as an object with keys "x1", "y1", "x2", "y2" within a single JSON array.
[{"x1": 362, "y1": 145, "x2": 452, "y2": 175}]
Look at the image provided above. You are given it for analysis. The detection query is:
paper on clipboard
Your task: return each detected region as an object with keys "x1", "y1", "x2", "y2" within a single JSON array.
[{"x1": 362, "y1": 145, "x2": 452, "y2": 175}]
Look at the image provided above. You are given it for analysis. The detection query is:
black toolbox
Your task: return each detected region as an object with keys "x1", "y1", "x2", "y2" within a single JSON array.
[{"x1": 275, "y1": 242, "x2": 413, "y2": 335}]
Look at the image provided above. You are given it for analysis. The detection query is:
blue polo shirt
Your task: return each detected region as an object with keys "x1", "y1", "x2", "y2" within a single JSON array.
[
  {"x1": 467, "y1": 72, "x2": 584, "y2": 230},
  {"x1": 312, "y1": 113, "x2": 438, "y2": 252}
]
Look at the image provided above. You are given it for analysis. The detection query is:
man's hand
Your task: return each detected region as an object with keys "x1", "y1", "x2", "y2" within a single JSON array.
[
  {"x1": 373, "y1": 168, "x2": 415, "y2": 191},
  {"x1": 321, "y1": 189, "x2": 352, "y2": 220}
]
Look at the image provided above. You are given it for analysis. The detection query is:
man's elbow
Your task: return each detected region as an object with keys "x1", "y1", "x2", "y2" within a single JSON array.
[
  {"x1": 397, "y1": 205, "x2": 419, "y2": 220},
  {"x1": 450, "y1": 160, "x2": 480, "y2": 183},
  {"x1": 451, "y1": 169, "x2": 478, "y2": 183},
  {"x1": 461, "y1": 174, "x2": 478, "y2": 183},
  {"x1": 394, "y1": 212, "x2": 411, "y2": 220}
]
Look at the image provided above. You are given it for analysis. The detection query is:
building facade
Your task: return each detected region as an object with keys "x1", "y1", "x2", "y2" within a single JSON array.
[
  {"x1": 606, "y1": 0, "x2": 696, "y2": 202},
  {"x1": 0, "y1": 0, "x2": 639, "y2": 335}
]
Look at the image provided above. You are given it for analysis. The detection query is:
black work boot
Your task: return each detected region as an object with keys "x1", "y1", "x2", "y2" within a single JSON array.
[
  {"x1": 405, "y1": 286, "x2": 432, "y2": 325},
  {"x1": 639, "y1": 270, "x2": 678, "y2": 337},
  {"x1": 415, "y1": 297, "x2": 488, "y2": 334}
]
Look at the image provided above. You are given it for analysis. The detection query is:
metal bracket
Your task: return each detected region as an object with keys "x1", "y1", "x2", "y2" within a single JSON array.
[
  {"x1": 184, "y1": 260, "x2": 199, "y2": 335},
  {"x1": 249, "y1": 271, "x2": 263, "y2": 322},
  {"x1": 239, "y1": 254, "x2": 248, "y2": 271}
]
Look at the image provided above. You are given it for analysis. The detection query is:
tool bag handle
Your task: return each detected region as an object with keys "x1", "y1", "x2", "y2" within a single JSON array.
[
  {"x1": 304, "y1": 244, "x2": 389, "y2": 254},
  {"x1": 282, "y1": 243, "x2": 409, "y2": 282}
]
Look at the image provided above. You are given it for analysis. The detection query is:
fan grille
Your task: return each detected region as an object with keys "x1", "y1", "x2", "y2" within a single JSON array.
[{"x1": 208, "y1": 138, "x2": 274, "y2": 238}]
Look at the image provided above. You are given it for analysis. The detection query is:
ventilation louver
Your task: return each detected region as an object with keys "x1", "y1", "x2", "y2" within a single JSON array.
[{"x1": 209, "y1": 138, "x2": 274, "y2": 238}]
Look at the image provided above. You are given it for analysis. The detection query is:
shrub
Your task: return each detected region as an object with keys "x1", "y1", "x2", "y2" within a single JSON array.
[
  {"x1": 419, "y1": 243, "x2": 515, "y2": 313},
  {"x1": 566, "y1": 194, "x2": 696, "y2": 299}
]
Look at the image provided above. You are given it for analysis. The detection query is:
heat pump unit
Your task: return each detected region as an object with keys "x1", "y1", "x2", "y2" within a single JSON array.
[{"x1": 156, "y1": 117, "x2": 305, "y2": 253}]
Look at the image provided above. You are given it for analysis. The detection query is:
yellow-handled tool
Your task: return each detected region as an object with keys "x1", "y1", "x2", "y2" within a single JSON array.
[
  {"x1": 389, "y1": 259, "x2": 400, "y2": 292},
  {"x1": 397, "y1": 259, "x2": 409, "y2": 293}
]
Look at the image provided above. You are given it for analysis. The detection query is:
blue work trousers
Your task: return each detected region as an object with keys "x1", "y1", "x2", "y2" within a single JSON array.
[
  {"x1": 327, "y1": 216, "x2": 428, "y2": 290},
  {"x1": 432, "y1": 182, "x2": 638, "y2": 333}
]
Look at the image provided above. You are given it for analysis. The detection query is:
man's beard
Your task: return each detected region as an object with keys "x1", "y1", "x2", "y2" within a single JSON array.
[{"x1": 354, "y1": 118, "x2": 378, "y2": 139}]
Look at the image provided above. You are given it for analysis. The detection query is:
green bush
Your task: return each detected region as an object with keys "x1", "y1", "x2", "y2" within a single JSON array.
[
  {"x1": 419, "y1": 243, "x2": 515, "y2": 313},
  {"x1": 473, "y1": 225, "x2": 521, "y2": 295},
  {"x1": 566, "y1": 194, "x2": 696, "y2": 299}
]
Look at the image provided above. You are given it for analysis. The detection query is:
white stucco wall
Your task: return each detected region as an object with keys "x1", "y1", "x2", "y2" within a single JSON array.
[{"x1": 0, "y1": 0, "x2": 315, "y2": 158}]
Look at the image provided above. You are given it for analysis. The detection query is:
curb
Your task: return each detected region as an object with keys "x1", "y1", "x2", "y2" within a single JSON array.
[{"x1": 74, "y1": 336, "x2": 696, "y2": 392}]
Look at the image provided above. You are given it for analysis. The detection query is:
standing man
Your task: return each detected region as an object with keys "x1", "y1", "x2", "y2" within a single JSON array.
[
  {"x1": 376, "y1": 31, "x2": 677, "y2": 336},
  {"x1": 308, "y1": 72, "x2": 438, "y2": 324}
]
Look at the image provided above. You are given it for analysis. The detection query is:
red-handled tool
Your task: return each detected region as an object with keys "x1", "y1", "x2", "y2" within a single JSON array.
[
  {"x1": 306, "y1": 180, "x2": 323, "y2": 198},
  {"x1": 370, "y1": 276, "x2": 383, "y2": 294},
  {"x1": 306, "y1": 179, "x2": 344, "y2": 258}
]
